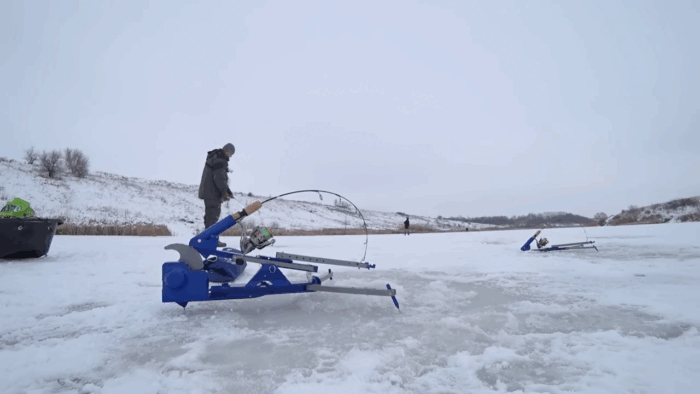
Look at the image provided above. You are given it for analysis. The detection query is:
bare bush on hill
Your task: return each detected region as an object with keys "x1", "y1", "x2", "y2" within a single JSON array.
[
  {"x1": 679, "y1": 213, "x2": 700, "y2": 222},
  {"x1": 64, "y1": 149, "x2": 75, "y2": 172},
  {"x1": 664, "y1": 198, "x2": 699, "y2": 210},
  {"x1": 74, "y1": 152, "x2": 90, "y2": 177},
  {"x1": 39, "y1": 150, "x2": 63, "y2": 178},
  {"x1": 24, "y1": 147, "x2": 39, "y2": 164},
  {"x1": 64, "y1": 148, "x2": 90, "y2": 178},
  {"x1": 594, "y1": 212, "x2": 608, "y2": 226}
]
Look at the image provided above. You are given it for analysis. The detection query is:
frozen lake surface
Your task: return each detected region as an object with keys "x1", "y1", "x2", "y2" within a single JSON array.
[{"x1": 1, "y1": 223, "x2": 699, "y2": 393}]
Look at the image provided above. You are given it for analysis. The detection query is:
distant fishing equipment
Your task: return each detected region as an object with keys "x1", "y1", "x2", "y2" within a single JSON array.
[{"x1": 520, "y1": 228, "x2": 598, "y2": 252}]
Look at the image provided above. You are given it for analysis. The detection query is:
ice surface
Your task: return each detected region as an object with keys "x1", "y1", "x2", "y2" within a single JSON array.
[{"x1": 1, "y1": 223, "x2": 699, "y2": 393}]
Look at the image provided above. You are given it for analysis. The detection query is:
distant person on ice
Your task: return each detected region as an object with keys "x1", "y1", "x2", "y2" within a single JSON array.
[
  {"x1": 404, "y1": 216, "x2": 410, "y2": 235},
  {"x1": 199, "y1": 143, "x2": 235, "y2": 247}
]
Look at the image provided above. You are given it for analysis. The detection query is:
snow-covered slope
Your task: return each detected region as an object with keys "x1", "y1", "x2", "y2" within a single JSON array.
[
  {"x1": 606, "y1": 196, "x2": 700, "y2": 226},
  {"x1": 0, "y1": 158, "x2": 490, "y2": 236}
]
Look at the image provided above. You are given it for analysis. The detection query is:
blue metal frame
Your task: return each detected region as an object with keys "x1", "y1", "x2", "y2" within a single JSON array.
[
  {"x1": 521, "y1": 236, "x2": 538, "y2": 251},
  {"x1": 163, "y1": 209, "x2": 399, "y2": 309},
  {"x1": 521, "y1": 232, "x2": 597, "y2": 252}
]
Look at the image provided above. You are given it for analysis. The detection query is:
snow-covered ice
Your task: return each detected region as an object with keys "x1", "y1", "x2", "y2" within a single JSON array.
[{"x1": 1, "y1": 223, "x2": 699, "y2": 393}]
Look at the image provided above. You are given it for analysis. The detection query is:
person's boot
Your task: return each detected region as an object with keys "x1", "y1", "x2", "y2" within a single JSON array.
[{"x1": 217, "y1": 239, "x2": 227, "y2": 247}]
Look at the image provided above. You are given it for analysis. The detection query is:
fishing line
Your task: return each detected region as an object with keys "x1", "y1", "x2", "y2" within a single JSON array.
[
  {"x1": 262, "y1": 190, "x2": 369, "y2": 262},
  {"x1": 579, "y1": 223, "x2": 589, "y2": 242},
  {"x1": 229, "y1": 194, "x2": 246, "y2": 209}
]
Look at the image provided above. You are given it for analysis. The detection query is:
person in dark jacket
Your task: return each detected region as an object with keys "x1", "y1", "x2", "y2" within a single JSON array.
[
  {"x1": 199, "y1": 143, "x2": 235, "y2": 246},
  {"x1": 404, "y1": 216, "x2": 410, "y2": 235}
]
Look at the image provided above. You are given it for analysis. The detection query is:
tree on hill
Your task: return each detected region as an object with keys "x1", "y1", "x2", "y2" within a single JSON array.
[
  {"x1": 24, "y1": 147, "x2": 39, "y2": 164},
  {"x1": 64, "y1": 148, "x2": 90, "y2": 178},
  {"x1": 39, "y1": 150, "x2": 63, "y2": 178},
  {"x1": 594, "y1": 212, "x2": 607, "y2": 226}
]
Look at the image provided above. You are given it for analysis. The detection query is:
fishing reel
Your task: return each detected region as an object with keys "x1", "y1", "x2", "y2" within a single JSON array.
[
  {"x1": 240, "y1": 226, "x2": 275, "y2": 254},
  {"x1": 537, "y1": 237, "x2": 549, "y2": 248}
]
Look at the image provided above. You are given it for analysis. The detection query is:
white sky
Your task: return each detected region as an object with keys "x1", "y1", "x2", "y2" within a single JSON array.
[{"x1": 1, "y1": 0, "x2": 698, "y2": 218}]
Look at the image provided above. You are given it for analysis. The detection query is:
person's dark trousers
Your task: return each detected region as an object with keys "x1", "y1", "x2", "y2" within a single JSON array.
[{"x1": 204, "y1": 199, "x2": 222, "y2": 229}]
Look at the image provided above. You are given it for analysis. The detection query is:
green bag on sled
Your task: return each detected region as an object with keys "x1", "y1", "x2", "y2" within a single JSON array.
[{"x1": 0, "y1": 198, "x2": 36, "y2": 219}]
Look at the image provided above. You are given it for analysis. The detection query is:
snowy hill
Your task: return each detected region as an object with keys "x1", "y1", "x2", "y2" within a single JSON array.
[
  {"x1": 0, "y1": 158, "x2": 490, "y2": 236},
  {"x1": 606, "y1": 196, "x2": 700, "y2": 226}
]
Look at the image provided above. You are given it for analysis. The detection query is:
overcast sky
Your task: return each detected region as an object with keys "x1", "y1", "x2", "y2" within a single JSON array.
[{"x1": 1, "y1": 0, "x2": 698, "y2": 218}]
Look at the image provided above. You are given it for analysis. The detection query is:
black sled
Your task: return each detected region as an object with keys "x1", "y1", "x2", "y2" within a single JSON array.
[{"x1": 0, "y1": 218, "x2": 64, "y2": 259}]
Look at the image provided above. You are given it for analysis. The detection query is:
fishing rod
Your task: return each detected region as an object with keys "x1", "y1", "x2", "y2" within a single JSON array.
[{"x1": 247, "y1": 190, "x2": 371, "y2": 262}]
